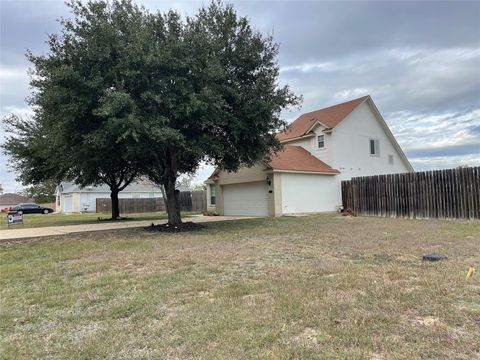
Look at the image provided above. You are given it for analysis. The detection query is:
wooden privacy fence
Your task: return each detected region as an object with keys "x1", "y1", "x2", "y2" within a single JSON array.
[
  {"x1": 96, "y1": 191, "x2": 207, "y2": 214},
  {"x1": 177, "y1": 191, "x2": 208, "y2": 212},
  {"x1": 341, "y1": 167, "x2": 480, "y2": 220},
  {"x1": 96, "y1": 197, "x2": 165, "y2": 214}
]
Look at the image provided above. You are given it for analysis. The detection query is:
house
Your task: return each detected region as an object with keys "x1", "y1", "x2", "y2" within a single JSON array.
[
  {"x1": 0, "y1": 193, "x2": 34, "y2": 211},
  {"x1": 55, "y1": 181, "x2": 164, "y2": 213},
  {"x1": 205, "y1": 95, "x2": 413, "y2": 216}
]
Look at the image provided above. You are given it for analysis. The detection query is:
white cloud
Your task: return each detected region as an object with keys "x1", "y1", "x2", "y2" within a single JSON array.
[
  {"x1": 280, "y1": 62, "x2": 339, "y2": 73},
  {"x1": 0, "y1": 65, "x2": 29, "y2": 80},
  {"x1": 410, "y1": 154, "x2": 480, "y2": 171},
  {"x1": 387, "y1": 109, "x2": 480, "y2": 151},
  {"x1": 191, "y1": 163, "x2": 215, "y2": 185}
]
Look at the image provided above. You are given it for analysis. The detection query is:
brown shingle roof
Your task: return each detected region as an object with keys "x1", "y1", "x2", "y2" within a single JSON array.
[
  {"x1": 277, "y1": 95, "x2": 369, "y2": 141},
  {"x1": 267, "y1": 146, "x2": 339, "y2": 174},
  {"x1": 0, "y1": 193, "x2": 32, "y2": 205},
  {"x1": 205, "y1": 146, "x2": 340, "y2": 182}
]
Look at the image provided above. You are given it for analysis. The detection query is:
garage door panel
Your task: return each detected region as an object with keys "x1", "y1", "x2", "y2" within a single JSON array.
[{"x1": 223, "y1": 182, "x2": 268, "y2": 216}]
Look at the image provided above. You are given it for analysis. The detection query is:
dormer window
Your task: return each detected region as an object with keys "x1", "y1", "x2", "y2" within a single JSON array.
[{"x1": 317, "y1": 134, "x2": 325, "y2": 149}]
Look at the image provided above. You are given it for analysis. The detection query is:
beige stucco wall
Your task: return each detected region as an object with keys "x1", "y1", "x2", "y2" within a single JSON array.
[
  {"x1": 55, "y1": 196, "x2": 61, "y2": 213},
  {"x1": 273, "y1": 173, "x2": 283, "y2": 216},
  {"x1": 216, "y1": 164, "x2": 268, "y2": 185}
]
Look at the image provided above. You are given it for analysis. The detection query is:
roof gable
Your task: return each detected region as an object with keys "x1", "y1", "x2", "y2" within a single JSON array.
[{"x1": 277, "y1": 95, "x2": 369, "y2": 141}]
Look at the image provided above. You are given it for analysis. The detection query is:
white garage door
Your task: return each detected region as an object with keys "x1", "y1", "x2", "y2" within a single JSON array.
[
  {"x1": 223, "y1": 182, "x2": 269, "y2": 216},
  {"x1": 63, "y1": 195, "x2": 73, "y2": 213}
]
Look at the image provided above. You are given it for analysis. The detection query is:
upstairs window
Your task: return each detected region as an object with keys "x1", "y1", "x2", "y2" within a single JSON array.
[
  {"x1": 210, "y1": 184, "x2": 216, "y2": 205},
  {"x1": 388, "y1": 154, "x2": 394, "y2": 165},
  {"x1": 317, "y1": 134, "x2": 325, "y2": 149},
  {"x1": 370, "y1": 139, "x2": 380, "y2": 156}
]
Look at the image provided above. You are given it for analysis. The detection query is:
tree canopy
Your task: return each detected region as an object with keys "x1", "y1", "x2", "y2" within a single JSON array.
[
  {"x1": 2, "y1": 0, "x2": 300, "y2": 223},
  {"x1": 135, "y1": 1, "x2": 301, "y2": 223},
  {"x1": 23, "y1": 181, "x2": 57, "y2": 204}
]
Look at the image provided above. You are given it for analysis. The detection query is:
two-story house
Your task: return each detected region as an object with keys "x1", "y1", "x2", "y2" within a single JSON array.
[{"x1": 205, "y1": 95, "x2": 413, "y2": 216}]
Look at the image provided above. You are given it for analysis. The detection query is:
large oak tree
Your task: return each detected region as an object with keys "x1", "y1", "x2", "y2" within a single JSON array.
[{"x1": 137, "y1": 2, "x2": 301, "y2": 224}]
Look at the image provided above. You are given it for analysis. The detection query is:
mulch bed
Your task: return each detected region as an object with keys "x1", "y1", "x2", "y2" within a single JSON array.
[{"x1": 146, "y1": 222, "x2": 206, "y2": 233}]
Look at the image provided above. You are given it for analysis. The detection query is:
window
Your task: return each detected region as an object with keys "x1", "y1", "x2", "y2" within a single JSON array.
[
  {"x1": 370, "y1": 139, "x2": 380, "y2": 156},
  {"x1": 317, "y1": 134, "x2": 325, "y2": 149},
  {"x1": 132, "y1": 193, "x2": 140, "y2": 198},
  {"x1": 210, "y1": 184, "x2": 216, "y2": 205},
  {"x1": 388, "y1": 154, "x2": 394, "y2": 165}
]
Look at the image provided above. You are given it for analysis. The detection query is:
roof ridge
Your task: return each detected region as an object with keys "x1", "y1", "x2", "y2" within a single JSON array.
[{"x1": 300, "y1": 95, "x2": 369, "y2": 117}]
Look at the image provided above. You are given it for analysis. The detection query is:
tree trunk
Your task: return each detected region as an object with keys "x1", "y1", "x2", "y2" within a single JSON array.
[
  {"x1": 110, "y1": 189, "x2": 120, "y2": 220},
  {"x1": 164, "y1": 175, "x2": 182, "y2": 225}
]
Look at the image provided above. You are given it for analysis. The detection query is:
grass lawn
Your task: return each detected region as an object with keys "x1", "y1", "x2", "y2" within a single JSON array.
[
  {"x1": 1, "y1": 214, "x2": 479, "y2": 359},
  {"x1": 0, "y1": 211, "x2": 200, "y2": 230}
]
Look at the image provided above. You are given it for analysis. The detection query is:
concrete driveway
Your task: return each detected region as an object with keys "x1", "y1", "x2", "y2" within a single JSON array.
[{"x1": 0, "y1": 215, "x2": 253, "y2": 241}]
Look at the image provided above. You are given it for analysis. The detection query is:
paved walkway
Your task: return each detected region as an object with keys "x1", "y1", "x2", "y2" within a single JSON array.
[{"x1": 0, "y1": 216, "x2": 253, "y2": 241}]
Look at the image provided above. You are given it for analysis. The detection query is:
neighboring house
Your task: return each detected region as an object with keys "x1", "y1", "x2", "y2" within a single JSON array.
[
  {"x1": 0, "y1": 193, "x2": 34, "y2": 210},
  {"x1": 205, "y1": 95, "x2": 413, "y2": 216},
  {"x1": 55, "y1": 181, "x2": 164, "y2": 213}
]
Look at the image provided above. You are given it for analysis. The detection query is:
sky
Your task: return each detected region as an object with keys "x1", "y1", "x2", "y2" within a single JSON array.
[{"x1": 1, "y1": 0, "x2": 479, "y2": 193}]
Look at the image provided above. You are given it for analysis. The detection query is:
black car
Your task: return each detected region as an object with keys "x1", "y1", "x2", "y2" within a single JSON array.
[{"x1": 10, "y1": 203, "x2": 54, "y2": 215}]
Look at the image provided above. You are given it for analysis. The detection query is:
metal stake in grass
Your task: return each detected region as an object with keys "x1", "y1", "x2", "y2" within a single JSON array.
[{"x1": 466, "y1": 266, "x2": 476, "y2": 279}]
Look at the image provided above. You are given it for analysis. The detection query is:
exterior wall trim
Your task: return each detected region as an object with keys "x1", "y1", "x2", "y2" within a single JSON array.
[
  {"x1": 272, "y1": 169, "x2": 339, "y2": 175},
  {"x1": 304, "y1": 120, "x2": 329, "y2": 134},
  {"x1": 279, "y1": 133, "x2": 315, "y2": 144}
]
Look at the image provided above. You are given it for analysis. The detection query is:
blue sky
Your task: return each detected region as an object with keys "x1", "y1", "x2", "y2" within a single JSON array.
[{"x1": 1, "y1": 0, "x2": 479, "y2": 192}]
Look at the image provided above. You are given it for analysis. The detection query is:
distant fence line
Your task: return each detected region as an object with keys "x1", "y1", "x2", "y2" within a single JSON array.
[
  {"x1": 341, "y1": 167, "x2": 480, "y2": 220},
  {"x1": 96, "y1": 190, "x2": 207, "y2": 214},
  {"x1": 39, "y1": 202, "x2": 56, "y2": 210}
]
